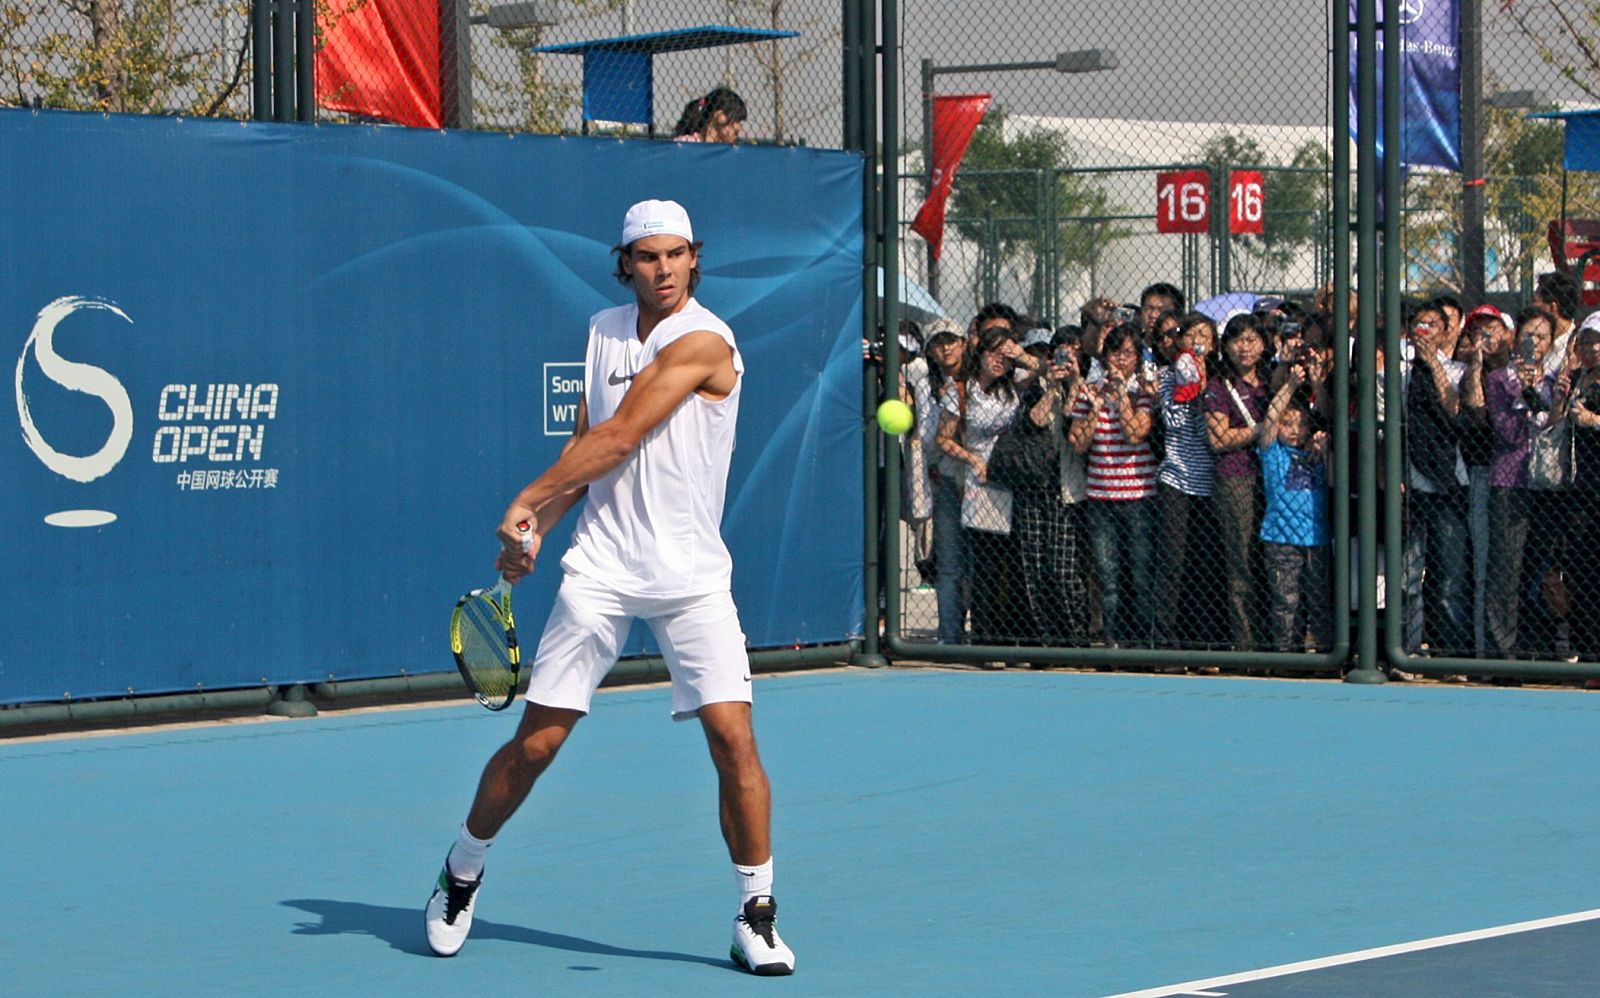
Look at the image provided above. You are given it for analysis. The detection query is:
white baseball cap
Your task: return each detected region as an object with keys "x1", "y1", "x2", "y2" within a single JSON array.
[
  {"x1": 1581, "y1": 310, "x2": 1600, "y2": 334},
  {"x1": 621, "y1": 199, "x2": 694, "y2": 246}
]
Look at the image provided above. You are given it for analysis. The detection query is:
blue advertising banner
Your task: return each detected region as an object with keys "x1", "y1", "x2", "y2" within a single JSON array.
[
  {"x1": 1350, "y1": 0, "x2": 1462, "y2": 171},
  {"x1": 0, "y1": 109, "x2": 865, "y2": 704}
]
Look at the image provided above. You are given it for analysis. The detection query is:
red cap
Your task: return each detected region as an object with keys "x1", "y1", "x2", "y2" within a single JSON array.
[{"x1": 1464, "y1": 304, "x2": 1510, "y2": 327}]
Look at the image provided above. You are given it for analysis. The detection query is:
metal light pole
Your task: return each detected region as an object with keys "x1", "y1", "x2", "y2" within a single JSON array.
[
  {"x1": 919, "y1": 49, "x2": 1117, "y2": 303},
  {"x1": 443, "y1": 1, "x2": 562, "y2": 129}
]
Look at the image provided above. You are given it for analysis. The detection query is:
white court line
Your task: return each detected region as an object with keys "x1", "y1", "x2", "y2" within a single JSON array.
[{"x1": 1102, "y1": 908, "x2": 1600, "y2": 998}]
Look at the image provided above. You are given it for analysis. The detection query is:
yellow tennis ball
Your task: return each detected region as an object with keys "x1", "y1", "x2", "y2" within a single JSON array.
[{"x1": 876, "y1": 399, "x2": 914, "y2": 435}]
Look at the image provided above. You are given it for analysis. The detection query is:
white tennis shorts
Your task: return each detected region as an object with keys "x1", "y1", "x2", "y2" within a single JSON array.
[{"x1": 524, "y1": 571, "x2": 752, "y2": 720}]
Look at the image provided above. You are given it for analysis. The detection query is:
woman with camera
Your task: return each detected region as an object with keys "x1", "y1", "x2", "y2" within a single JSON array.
[
  {"x1": 919, "y1": 324, "x2": 968, "y2": 645},
  {"x1": 1002, "y1": 329, "x2": 1090, "y2": 650},
  {"x1": 1069, "y1": 324, "x2": 1159, "y2": 647},
  {"x1": 937, "y1": 327, "x2": 1022, "y2": 647},
  {"x1": 1204, "y1": 313, "x2": 1273, "y2": 652},
  {"x1": 1485, "y1": 307, "x2": 1560, "y2": 659},
  {"x1": 1153, "y1": 312, "x2": 1219, "y2": 647}
]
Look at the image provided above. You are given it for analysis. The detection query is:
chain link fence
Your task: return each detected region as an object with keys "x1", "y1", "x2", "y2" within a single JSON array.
[
  {"x1": 0, "y1": 1, "x2": 846, "y2": 146},
  {"x1": 891, "y1": 0, "x2": 1348, "y2": 667},
  {"x1": 889, "y1": 0, "x2": 1600, "y2": 677},
  {"x1": 1389, "y1": 2, "x2": 1600, "y2": 677},
  {"x1": 0, "y1": 0, "x2": 255, "y2": 117}
]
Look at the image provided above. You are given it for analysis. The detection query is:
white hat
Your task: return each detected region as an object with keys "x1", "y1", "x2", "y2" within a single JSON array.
[
  {"x1": 1581, "y1": 310, "x2": 1600, "y2": 334},
  {"x1": 621, "y1": 199, "x2": 694, "y2": 246}
]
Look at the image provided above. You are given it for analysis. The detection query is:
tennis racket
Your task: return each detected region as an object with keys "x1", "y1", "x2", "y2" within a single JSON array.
[{"x1": 450, "y1": 522, "x2": 532, "y2": 711}]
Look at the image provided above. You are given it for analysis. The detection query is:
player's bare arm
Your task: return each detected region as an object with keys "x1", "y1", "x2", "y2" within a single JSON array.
[
  {"x1": 494, "y1": 400, "x2": 590, "y2": 579},
  {"x1": 497, "y1": 331, "x2": 734, "y2": 576}
]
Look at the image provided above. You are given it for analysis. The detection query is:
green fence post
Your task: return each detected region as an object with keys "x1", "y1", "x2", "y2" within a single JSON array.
[
  {"x1": 852, "y1": 0, "x2": 887, "y2": 668},
  {"x1": 1348, "y1": 0, "x2": 1387, "y2": 682},
  {"x1": 875, "y1": 0, "x2": 902, "y2": 667},
  {"x1": 252, "y1": 0, "x2": 272, "y2": 121},
  {"x1": 1380, "y1": 0, "x2": 1407, "y2": 673}
]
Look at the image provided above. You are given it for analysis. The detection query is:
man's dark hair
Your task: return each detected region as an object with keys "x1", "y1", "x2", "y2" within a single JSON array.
[
  {"x1": 973, "y1": 301, "x2": 1021, "y2": 329},
  {"x1": 1409, "y1": 300, "x2": 1445, "y2": 324},
  {"x1": 1535, "y1": 271, "x2": 1578, "y2": 321},
  {"x1": 613, "y1": 239, "x2": 706, "y2": 294},
  {"x1": 1516, "y1": 304, "x2": 1559, "y2": 336},
  {"x1": 1432, "y1": 293, "x2": 1463, "y2": 320},
  {"x1": 1140, "y1": 282, "x2": 1185, "y2": 313},
  {"x1": 1300, "y1": 313, "x2": 1332, "y2": 351}
]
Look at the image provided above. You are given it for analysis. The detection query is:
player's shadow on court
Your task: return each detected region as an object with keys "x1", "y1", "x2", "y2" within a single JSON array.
[{"x1": 282, "y1": 899, "x2": 731, "y2": 969}]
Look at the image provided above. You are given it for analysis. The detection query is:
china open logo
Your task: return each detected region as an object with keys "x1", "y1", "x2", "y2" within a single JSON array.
[{"x1": 14, "y1": 296, "x2": 133, "y2": 527}]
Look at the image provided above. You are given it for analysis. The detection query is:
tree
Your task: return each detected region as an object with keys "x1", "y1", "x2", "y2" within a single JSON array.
[
  {"x1": 1199, "y1": 132, "x2": 1330, "y2": 291},
  {"x1": 472, "y1": 20, "x2": 579, "y2": 134},
  {"x1": 1399, "y1": 91, "x2": 1600, "y2": 295},
  {"x1": 1498, "y1": 0, "x2": 1600, "y2": 102},
  {"x1": 726, "y1": 0, "x2": 838, "y2": 143},
  {"x1": 1, "y1": 0, "x2": 253, "y2": 116},
  {"x1": 945, "y1": 107, "x2": 1116, "y2": 314}
]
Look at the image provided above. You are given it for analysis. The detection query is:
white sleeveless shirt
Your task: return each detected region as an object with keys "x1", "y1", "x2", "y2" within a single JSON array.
[{"x1": 559, "y1": 298, "x2": 743, "y2": 598}]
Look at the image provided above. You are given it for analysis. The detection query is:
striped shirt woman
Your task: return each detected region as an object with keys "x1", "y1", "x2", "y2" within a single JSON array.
[
  {"x1": 1069, "y1": 326, "x2": 1158, "y2": 645},
  {"x1": 1070, "y1": 386, "x2": 1158, "y2": 499}
]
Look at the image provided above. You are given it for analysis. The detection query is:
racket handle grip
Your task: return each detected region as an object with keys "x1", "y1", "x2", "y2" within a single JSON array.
[{"x1": 516, "y1": 520, "x2": 532, "y2": 554}]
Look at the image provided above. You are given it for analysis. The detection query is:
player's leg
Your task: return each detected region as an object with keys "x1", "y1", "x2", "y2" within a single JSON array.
[
  {"x1": 465, "y1": 701, "x2": 585, "y2": 841},
  {"x1": 425, "y1": 703, "x2": 582, "y2": 957},
  {"x1": 699, "y1": 701, "x2": 771, "y2": 866},
  {"x1": 426, "y1": 574, "x2": 631, "y2": 957},
  {"x1": 699, "y1": 702, "x2": 793, "y2": 975},
  {"x1": 647, "y1": 593, "x2": 795, "y2": 975}
]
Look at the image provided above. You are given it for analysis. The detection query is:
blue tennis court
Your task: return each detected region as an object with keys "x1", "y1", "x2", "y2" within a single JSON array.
[{"x1": 7, "y1": 668, "x2": 1600, "y2": 996}]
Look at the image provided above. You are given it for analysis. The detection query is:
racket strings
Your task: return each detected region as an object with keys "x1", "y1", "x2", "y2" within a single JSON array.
[{"x1": 455, "y1": 598, "x2": 516, "y2": 703}]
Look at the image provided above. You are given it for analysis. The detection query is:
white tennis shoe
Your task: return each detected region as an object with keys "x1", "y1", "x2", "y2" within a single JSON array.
[
  {"x1": 731, "y1": 895, "x2": 795, "y2": 975},
  {"x1": 424, "y1": 861, "x2": 483, "y2": 957}
]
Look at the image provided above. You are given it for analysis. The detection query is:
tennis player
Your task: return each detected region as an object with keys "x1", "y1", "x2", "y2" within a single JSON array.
[{"x1": 425, "y1": 199, "x2": 795, "y2": 976}]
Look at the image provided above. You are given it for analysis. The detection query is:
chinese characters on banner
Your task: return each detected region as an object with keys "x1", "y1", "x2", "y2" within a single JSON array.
[{"x1": 177, "y1": 469, "x2": 281, "y2": 491}]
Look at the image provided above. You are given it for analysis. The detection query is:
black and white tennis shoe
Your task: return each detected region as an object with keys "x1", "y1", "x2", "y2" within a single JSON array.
[
  {"x1": 731, "y1": 894, "x2": 795, "y2": 975},
  {"x1": 424, "y1": 860, "x2": 483, "y2": 956}
]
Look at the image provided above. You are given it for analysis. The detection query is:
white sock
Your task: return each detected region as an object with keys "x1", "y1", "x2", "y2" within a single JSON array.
[
  {"x1": 735, "y1": 857, "x2": 773, "y2": 906},
  {"x1": 447, "y1": 822, "x2": 493, "y2": 880}
]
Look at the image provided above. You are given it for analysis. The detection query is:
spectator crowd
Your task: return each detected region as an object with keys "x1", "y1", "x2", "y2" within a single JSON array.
[{"x1": 892, "y1": 272, "x2": 1600, "y2": 670}]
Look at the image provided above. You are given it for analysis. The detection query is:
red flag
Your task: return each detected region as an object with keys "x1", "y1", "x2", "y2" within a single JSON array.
[
  {"x1": 910, "y1": 94, "x2": 992, "y2": 259},
  {"x1": 315, "y1": 0, "x2": 441, "y2": 128}
]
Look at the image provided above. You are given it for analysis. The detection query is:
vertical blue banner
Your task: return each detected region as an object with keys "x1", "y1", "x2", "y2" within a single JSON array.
[{"x1": 1350, "y1": 0, "x2": 1462, "y2": 172}]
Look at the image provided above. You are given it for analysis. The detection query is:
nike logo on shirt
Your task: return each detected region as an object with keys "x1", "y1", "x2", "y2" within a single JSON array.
[{"x1": 608, "y1": 370, "x2": 634, "y2": 386}]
